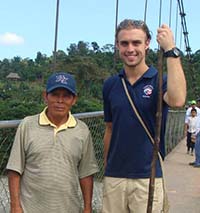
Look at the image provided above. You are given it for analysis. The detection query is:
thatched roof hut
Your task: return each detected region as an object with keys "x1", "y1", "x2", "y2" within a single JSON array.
[{"x1": 6, "y1": 72, "x2": 21, "y2": 81}]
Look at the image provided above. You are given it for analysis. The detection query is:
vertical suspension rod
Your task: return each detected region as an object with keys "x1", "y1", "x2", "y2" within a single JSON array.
[
  {"x1": 53, "y1": 0, "x2": 60, "y2": 71},
  {"x1": 175, "y1": 2, "x2": 178, "y2": 45},
  {"x1": 177, "y1": 0, "x2": 191, "y2": 57},
  {"x1": 144, "y1": 0, "x2": 148, "y2": 23},
  {"x1": 177, "y1": 0, "x2": 198, "y2": 97},
  {"x1": 113, "y1": 0, "x2": 119, "y2": 68},
  {"x1": 169, "y1": 0, "x2": 172, "y2": 27}
]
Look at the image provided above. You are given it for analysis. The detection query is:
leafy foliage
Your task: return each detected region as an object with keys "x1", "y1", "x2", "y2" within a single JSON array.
[{"x1": 0, "y1": 41, "x2": 199, "y2": 120}]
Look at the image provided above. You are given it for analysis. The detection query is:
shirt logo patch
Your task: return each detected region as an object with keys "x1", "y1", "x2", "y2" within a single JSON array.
[{"x1": 143, "y1": 85, "x2": 153, "y2": 98}]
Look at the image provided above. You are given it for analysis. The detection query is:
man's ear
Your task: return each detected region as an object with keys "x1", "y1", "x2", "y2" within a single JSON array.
[
  {"x1": 116, "y1": 41, "x2": 119, "y2": 50},
  {"x1": 72, "y1": 96, "x2": 78, "y2": 106},
  {"x1": 145, "y1": 39, "x2": 150, "y2": 50},
  {"x1": 42, "y1": 91, "x2": 48, "y2": 104}
]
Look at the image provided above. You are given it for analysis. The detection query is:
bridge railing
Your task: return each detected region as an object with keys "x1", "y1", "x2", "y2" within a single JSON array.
[{"x1": 0, "y1": 110, "x2": 185, "y2": 212}]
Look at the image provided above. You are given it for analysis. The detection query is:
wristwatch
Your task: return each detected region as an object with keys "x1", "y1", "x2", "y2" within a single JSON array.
[{"x1": 163, "y1": 47, "x2": 181, "y2": 58}]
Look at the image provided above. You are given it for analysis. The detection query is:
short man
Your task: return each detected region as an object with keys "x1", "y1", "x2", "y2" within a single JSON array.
[
  {"x1": 7, "y1": 72, "x2": 99, "y2": 213},
  {"x1": 102, "y1": 19, "x2": 186, "y2": 212}
]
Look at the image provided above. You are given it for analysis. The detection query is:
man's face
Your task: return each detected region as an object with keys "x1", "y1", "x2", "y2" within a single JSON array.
[
  {"x1": 116, "y1": 28, "x2": 150, "y2": 68},
  {"x1": 43, "y1": 88, "x2": 77, "y2": 120}
]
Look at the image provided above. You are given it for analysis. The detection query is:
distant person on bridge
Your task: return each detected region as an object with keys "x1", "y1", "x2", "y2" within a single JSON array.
[
  {"x1": 184, "y1": 100, "x2": 200, "y2": 121},
  {"x1": 189, "y1": 122, "x2": 200, "y2": 168},
  {"x1": 184, "y1": 108, "x2": 198, "y2": 155},
  {"x1": 6, "y1": 72, "x2": 98, "y2": 213},
  {"x1": 188, "y1": 100, "x2": 200, "y2": 168},
  {"x1": 184, "y1": 100, "x2": 200, "y2": 153},
  {"x1": 102, "y1": 19, "x2": 186, "y2": 213}
]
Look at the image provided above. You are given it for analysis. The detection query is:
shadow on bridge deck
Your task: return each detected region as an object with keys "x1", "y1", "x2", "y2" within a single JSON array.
[{"x1": 164, "y1": 138, "x2": 200, "y2": 213}]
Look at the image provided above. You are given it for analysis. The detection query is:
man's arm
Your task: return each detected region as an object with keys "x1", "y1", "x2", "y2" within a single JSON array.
[
  {"x1": 157, "y1": 24, "x2": 186, "y2": 107},
  {"x1": 164, "y1": 56, "x2": 186, "y2": 107},
  {"x1": 79, "y1": 175, "x2": 93, "y2": 213},
  {"x1": 103, "y1": 122, "x2": 112, "y2": 168},
  {"x1": 7, "y1": 170, "x2": 23, "y2": 213}
]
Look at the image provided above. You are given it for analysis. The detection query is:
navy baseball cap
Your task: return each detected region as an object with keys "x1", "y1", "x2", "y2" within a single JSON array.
[{"x1": 46, "y1": 72, "x2": 76, "y2": 95}]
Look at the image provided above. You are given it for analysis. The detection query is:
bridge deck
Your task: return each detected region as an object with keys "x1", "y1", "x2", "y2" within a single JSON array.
[{"x1": 164, "y1": 138, "x2": 200, "y2": 213}]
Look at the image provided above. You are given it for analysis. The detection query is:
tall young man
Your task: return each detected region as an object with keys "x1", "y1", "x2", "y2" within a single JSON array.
[{"x1": 102, "y1": 19, "x2": 186, "y2": 213}]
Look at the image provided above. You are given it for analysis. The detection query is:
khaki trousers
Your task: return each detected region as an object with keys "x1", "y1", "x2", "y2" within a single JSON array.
[{"x1": 102, "y1": 177, "x2": 163, "y2": 213}]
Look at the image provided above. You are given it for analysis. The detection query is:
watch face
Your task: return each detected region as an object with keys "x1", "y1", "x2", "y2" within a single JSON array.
[{"x1": 173, "y1": 48, "x2": 180, "y2": 56}]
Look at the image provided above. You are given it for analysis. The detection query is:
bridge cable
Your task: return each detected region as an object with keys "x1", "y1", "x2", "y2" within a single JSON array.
[
  {"x1": 113, "y1": 0, "x2": 119, "y2": 70},
  {"x1": 179, "y1": 26, "x2": 183, "y2": 50},
  {"x1": 177, "y1": 0, "x2": 191, "y2": 58},
  {"x1": 175, "y1": 1, "x2": 179, "y2": 45},
  {"x1": 53, "y1": 0, "x2": 60, "y2": 72},
  {"x1": 169, "y1": 0, "x2": 172, "y2": 27},
  {"x1": 177, "y1": 0, "x2": 198, "y2": 98},
  {"x1": 144, "y1": 0, "x2": 148, "y2": 23}
]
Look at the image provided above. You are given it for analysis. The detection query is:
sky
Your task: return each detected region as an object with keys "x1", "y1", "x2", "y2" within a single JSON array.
[{"x1": 0, "y1": 0, "x2": 199, "y2": 60}]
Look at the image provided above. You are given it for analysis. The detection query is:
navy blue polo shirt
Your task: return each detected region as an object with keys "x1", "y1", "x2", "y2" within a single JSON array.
[{"x1": 103, "y1": 66, "x2": 168, "y2": 178}]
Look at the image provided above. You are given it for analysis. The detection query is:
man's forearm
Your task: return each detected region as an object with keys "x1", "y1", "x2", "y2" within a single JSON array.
[
  {"x1": 165, "y1": 57, "x2": 186, "y2": 107},
  {"x1": 7, "y1": 170, "x2": 22, "y2": 211},
  {"x1": 80, "y1": 175, "x2": 93, "y2": 212}
]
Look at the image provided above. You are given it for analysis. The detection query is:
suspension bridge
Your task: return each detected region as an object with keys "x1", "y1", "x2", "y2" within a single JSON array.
[
  {"x1": 0, "y1": 0, "x2": 199, "y2": 212},
  {"x1": 0, "y1": 110, "x2": 200, "y2": 212}
]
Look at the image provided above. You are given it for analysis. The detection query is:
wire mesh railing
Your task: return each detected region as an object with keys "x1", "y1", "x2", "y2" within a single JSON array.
[{"x1": 0, "y1": 110, "x2": 185, "y2": 212}]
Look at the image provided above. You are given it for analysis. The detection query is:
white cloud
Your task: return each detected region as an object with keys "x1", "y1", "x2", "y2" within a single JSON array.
[{"x1": 0, "y1": 32, "x2": 24, "y2": 45}]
